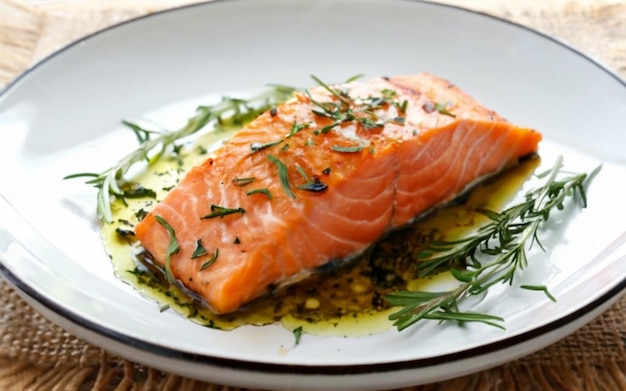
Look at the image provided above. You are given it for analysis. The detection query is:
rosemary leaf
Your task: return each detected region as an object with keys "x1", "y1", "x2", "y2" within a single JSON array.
[
  {"x1": 267, "y1": 154, "x2": 295, "y2": 199},
  {"x1": 191, "y1": 239, "x2": 208, "y2": 259},
  {"x1": 201, "y1": 205, "x2": 246, "y2": 219},
  {"x1": 200, "y1": 248, "x2": 219, "y2": 271},
  {"x1": 154, "y1": 215, "x2": 178, "y2": 285},
  {"x1": 331, "y1": 144, "x2": 364, "y2": 153}
]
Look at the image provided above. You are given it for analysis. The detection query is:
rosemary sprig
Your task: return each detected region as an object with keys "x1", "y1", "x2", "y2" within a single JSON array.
[
  {"x1": 386, "y1": 156, "x2": 601, "y2": 331},
  {"x1": 64, "y1": 86, "x2": 296, "y2": 223},
  {"x1": 200, "y1": 248, "x2": 219, "y2": 271}
]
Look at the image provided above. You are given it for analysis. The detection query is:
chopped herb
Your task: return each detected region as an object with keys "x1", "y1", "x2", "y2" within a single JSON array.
[
  {"x1": 281, "y1": 143, "x2": 290, "y2": 152},
  {"x1": 65, "y1": 84, "x2": 297, "y2": 223},
  {"x1": 201, "y1": 204, "x2": 246, "y2": 219},
  {"x1": 399, "y1": 100, "x2": 408, "y2": 114},
  {"x1": 233, "y1": 236, "x2": 241, "y2": 244},
  {"x1": 306, "y1": 75, "x2": 410, "y2": 136},
  {"x1": 294, "y1": 164, "x2": 328, "y2": 192},
  {"x1": 200, "y1": 248, "x2": 219, "y2": 271},
  {"x1": 520, "y1": 285, "x2": 557, "y2": 302},
  {"x1": 135, "y1": 208, "x2": 148, "y2": 221},
  {"x1": 322, "y1": 167, "x2": 331, "y2": 175},
  {"x1": 246, "y1": 188, "x2": 273, "y2": 200},
  {"x1": 270, "y1": 106, "x2": 278, "y2": 116},
  {"x1": 297, "y1": 176, "x2": 328, "y2": 193},
  {"x1": 357, "y1": 117, "x2": 385, "y2": 130},
  {"x1": 344, "y1": 74, "x2": 364, "y2": 83},
  {"x1": 172, "y1": 143, "x2": 184, "y2": 155},
  {"x1": 311, "y1": 75, "x2": 351, "y2": 106},
  {"x1": 331, "y1": 144, "x2": 364, "y2": 153},
  {"x1": 232, "y1": 177, "x2": 256, "y2": 186},
  {"x1": 434, "y1": 102, "x2": 456, "y2": 118},
  {"x1": 286, "y1": 120, "x2": 310, "y2": 138},
  {"x1": 267, "y1": 154, "x2": 295, "y2": 199},
  {"x1": 381, "y1": 89, "x2": 397, "y2": 99},
  {"x1": 121, "y1": 183, "x2": 157, "y2": 199},
  {"x1": 293, "y1": 325, "x2": 304, "y2": 345},
  {"x1": 250, "y1": 139, "x2": 283, "y2": 152},
  {"x1": 115, "y1": 228, "x2": 135, "y2": 238},
  {"x1": 369, "y1": 146, "x2": 375, "y2": 154},
  {"x1": 422, "y1": 101, "x2": 456, "y2": 118},
  {"x1": 319, "y1": 121, "x2": 340, "y2": 134},
  {"x1": 295, "y1": 164, "x2": 310, "y2": 182},
  {"x1": 304, "y1": 137, "x2": 315, "y2": 147},
  {"x1": 154, "y1": 215, "x2": 178, "y2": 285},
  {"x1": 191, "y1": 239, "x2": 208, "y2": 259}
]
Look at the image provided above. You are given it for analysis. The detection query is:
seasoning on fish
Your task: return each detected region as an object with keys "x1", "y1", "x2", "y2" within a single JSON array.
[{"x1": 134, "y1": 72, "x2": 542, "y2": 314}]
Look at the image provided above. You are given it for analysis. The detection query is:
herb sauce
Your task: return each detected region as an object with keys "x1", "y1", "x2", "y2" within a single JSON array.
[{"x1": 102, "y1": 129, "x2": 539, "y2": 336}]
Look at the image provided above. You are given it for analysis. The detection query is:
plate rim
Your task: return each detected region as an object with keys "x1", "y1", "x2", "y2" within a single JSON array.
[
  {"x1": 1, "y1": 0, "x2": 626, "y2": 379},
  {"x1": 2, "y1": 0, "x2": 625, "y2": 95},
  {"x1": 2, "y1": 257, "x2": 626, "y2": 375}
]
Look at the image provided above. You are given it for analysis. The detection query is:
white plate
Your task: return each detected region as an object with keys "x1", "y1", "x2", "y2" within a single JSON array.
[{"x1": 1, "y1": 0, "x2": 626, "y2": 389}]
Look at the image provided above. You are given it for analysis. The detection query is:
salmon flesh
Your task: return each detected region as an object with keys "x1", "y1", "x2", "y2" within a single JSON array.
[{"x1": 134, "y1": 73, "x2": 542, "y2": 314}]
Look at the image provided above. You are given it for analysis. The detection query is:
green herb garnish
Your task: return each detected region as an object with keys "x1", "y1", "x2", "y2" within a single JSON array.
[
  {"x1": 246, "y1": 188, "x2": 273, "y2": 200},
  {"x1": 267, "y1": 154, "x2": 295, "y2": 199},
  {"x1": 295, "y1": 164, "x2": 328, "y2": 192},
  {"x1": 232, "y1": 177, "x2": 256, "y2": 186},
  {"x1": 286, "y1": 120, "x2": 310, "y2": 138},
  {"x1": 119, "y1": 183, "x2": 157, "y2": 199},
  {"x1": 434, "y1": 102, "x2": 456, "y2": 118},
  {"x1": 154, "y1": 215, "x2": 179, "y2": 285},
  {"x1": 386, "y1": 157, "x2": 600, "y2": 331},
  {"x1": 191, "y1": 239, "x2": 208, "y2": 259},
  {"x1": 293, "y1": 325, "x2": 304, "y2": 346},
  {"x1": 250, "y1": 139, "x2": 284, "y2": 153},
  {"x1": 201, "y1": 205, "x2": 246, "y2": 219},
  {"x1": 200, "y1": 248, "x2": 219, "y2": 271},
  {"x1": 422, "y1": 101, "x2": 456, "y2": 118},
  {"x1": 331, "y1": 144, "x2": 364, "y2": 153}
]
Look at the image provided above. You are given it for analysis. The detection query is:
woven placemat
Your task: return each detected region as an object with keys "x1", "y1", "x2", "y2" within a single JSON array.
[{"x1": 1, "y1": 0, "x2": 625, "y2": 389}]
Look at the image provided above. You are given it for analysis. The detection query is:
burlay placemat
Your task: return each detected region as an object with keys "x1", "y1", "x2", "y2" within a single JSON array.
[{"x1": 1, "y1": 0, "x2": 625, "y2": 390}]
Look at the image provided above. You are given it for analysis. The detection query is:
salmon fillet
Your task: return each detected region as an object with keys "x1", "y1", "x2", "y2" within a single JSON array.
[{"x1": 134, "y1": 72, "x2": 542, "y2": 314}]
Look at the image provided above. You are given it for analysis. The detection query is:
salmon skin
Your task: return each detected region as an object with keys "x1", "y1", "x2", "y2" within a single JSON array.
[{"x1": 135, "y1": 73, "x2": 542, "y2": 314}]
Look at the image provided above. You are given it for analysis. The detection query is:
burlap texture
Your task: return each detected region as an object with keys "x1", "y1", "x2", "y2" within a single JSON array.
[{"x1": 0, "y1": 0, "x2": 625, "y2": 389}]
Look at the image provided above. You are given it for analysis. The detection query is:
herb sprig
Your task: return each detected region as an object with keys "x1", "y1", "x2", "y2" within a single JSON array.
[
  {"x1": 386, "y1": 157, "x2": 600, "y2": 331},
  {"x1": 65, "y1": 86, "x2": 296, "y2": 223}
]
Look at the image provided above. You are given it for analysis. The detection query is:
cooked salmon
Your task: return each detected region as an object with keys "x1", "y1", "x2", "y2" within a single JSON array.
[{"x1": 134, "y1": 72, "x2": 542, "y2": 314}]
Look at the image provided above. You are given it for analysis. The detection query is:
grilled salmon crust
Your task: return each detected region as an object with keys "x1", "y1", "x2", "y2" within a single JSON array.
[{"x1": 135, "y1": 73, "x2": 542, "y2": 314}]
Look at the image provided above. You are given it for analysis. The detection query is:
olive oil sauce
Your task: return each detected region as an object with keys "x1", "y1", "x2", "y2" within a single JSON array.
[{"x1": 102, "y1": 131, "x2": 539, "y2": 336}]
